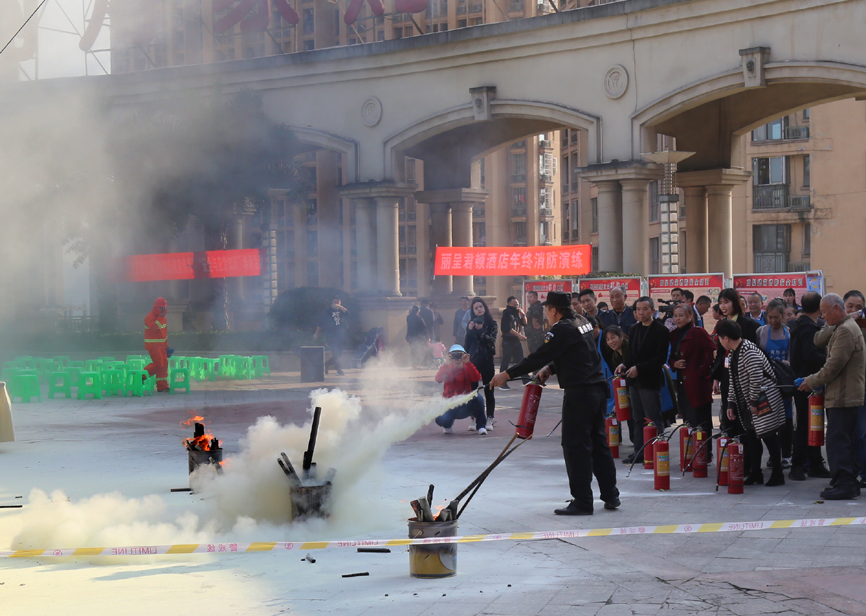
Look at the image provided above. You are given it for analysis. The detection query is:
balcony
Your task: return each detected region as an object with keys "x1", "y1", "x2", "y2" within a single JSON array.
[
  {"x1": 539, "y1": 206, "x2": 554, "y2": 219},
  {"x1": 788, "y1": 261, "x2": 811, "y2": 272},
  {"x1": 571, "y1": 181, "x2": 578, "y2": 192},
  {"x1": 539, "y1": 173, "x2": 553, "y2": 183},
  {"x1": 511, "y1": 174, "x2": 527, "y2": 183},
  {"x1": 562, "y1": 183, "x2": 569, "y2": 193},
  {"x1": 469, "y1": 2, "x2": 482, "y2": 11},
  {"x1": 785, "y1": 126, "x2": 810, "y2": 140},
  {"x1": 511, "y1": 206, "x2": 527, "y2": 218},
  {"x1": 753, "y1": 185, "x2": 788, "y2": 210}
]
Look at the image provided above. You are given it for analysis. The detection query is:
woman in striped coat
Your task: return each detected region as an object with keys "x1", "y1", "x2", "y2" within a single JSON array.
[{"x1": 716, "y1": 319, "x2": 786, "y2": 487}]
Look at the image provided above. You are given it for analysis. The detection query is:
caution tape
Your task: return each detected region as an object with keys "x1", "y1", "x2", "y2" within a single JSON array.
[{"x1": 2, "y1": 515, "x2": 865, "y2": 559}]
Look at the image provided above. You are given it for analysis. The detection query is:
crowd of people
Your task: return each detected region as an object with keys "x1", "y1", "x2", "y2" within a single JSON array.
[{"x1": 430, "y1": 283, "x2": 866, "y2": 509}]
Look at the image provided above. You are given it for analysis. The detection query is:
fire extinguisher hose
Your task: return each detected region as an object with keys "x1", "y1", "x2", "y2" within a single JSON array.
[{"x1": 451, "y1": 433, "x2": 530, "y2": 520}]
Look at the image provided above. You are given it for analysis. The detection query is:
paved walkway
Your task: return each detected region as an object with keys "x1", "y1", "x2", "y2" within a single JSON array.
[{"x1": 1, "y1": 364, "x2": 865, "y2": 615}]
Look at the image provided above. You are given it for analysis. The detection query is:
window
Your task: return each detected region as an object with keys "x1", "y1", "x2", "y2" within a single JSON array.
[
  {"x1": 562, "y1": 156, "x2": 569, "y2": 192},
  {"x1": 473, "y1": 222, "x2": 486, "y2": 247},
  {"x1": 803, "y1": 108, "x2": 810, "y2": 121},
  {"x1": 571, "y1": 130, "x2": 578, "y2": 145},
  {"x1": 303, "y1": 9, "x2": 315, "y2": 34},
  {"x1": 306, "y1": 229, "x2": 318, "y2": 257},
  {"x1": 406, "y1": 158, "x2": 416, "y2": 183},
  {"x1": 511, "y1": 187, "x2": 527, "y2": 216},
  {"x1": 591, "y1": 197, "x2": 598, "y2": 233},
  {"x1": 803, "y1": 155, "x2": 810, "y2": 188},
  {"x1": 479, "y1": 157, "x2": 486, "y2": 188},
  {"x1": 513, "y1": 222, "x2": 527, "y2": 245},
  {"x1": 649, "y1": 237, "x2": 660, "y2": 274},
  {"x1": 570, "y1": 201, "x2": 579, "y2": 236},
  {"x1": 753, "y1": 117, "x2": 787, "y2": 141},
  {"x1": 591, "y1": 245, "x2": 599, "y2": 272},
  {"x1": 457, "y1": 19, "x2": 467, "y2": 27},
  {"x1": 753, "y1": 224, "x2": 791, "y2": 273},
  {"x1": 307, "y1": 260, "x2": 318, "y2": 286},
  {"x1": 680, "y1": 230, "x2": 687, "y2": 273},
  {"x1": 303, "y1": 39, "x2": 315, "y2": 51},
  {"x1": 804, "y1": 223, "x2": 811, "y2": 256},
  {"x1": 306, "y1": 199, "x2": 318, "y2": 225},
  {"x1": 753, "y1": 156, "x2": 787, "y2": 185},
  {"x1": 511, "y1": 153, "x2": 526, "y2": 181},
  {"x1": 649, "y1": 180, "x2": 660, "y2": 222}
]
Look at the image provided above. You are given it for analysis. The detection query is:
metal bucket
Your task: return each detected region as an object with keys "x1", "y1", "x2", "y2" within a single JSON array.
[
  {"x1": 408, "y1": 519, "x2": 458, "y2": 578},
  {"x1": 188, "y1": 449, "x2": 223, "y2": 475},
  {"x1": 290, "y1": 483, "x2": 332, "y2": 520}
]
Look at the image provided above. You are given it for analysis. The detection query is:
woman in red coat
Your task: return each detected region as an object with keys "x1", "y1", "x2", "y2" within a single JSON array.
[{"x1": 669, "y1": 304, "x2": 716, "y2": 435}]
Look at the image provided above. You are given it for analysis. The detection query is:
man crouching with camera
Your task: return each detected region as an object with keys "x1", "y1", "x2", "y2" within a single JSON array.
[{"x1": 434, "y1": 344, "x2": 489, "y2": 435}]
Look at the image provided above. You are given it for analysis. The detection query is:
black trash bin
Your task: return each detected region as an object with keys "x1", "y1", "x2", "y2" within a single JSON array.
[{"x1": 299, "y1": 346, "x2": 325, "y2": 382}]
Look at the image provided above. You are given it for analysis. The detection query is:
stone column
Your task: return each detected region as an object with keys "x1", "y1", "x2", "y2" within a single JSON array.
[
  {"x1": 620, "y1": 179, "x2": 651, "y2": 274},
  {"x1": 707, "y1": 185, "x2": 734, "y2": 278},
  {"x1": 428, "y1": 203, "x2": 452, "y2": 295},
  {"x1": 595, "y1": 180, "x2": 623, "y2": 272},
  {"x1": 450, "y1": 201, "x2": 474, "y2": 296},
  {"x1": 353, "y1": 198, "x2": 376, "y2": 292},
  {"x1": 683, "y1": 187, "x2": 708, "y2": 273},
  {"x1": 374, "y1": 195, "x2": 401, "y2": 297},
  {"x1": 293, "y1": 203, "x2": 307, "y2": 287}
]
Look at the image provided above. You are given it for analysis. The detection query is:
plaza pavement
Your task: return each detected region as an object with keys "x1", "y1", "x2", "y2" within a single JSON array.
[{"x1": 1, "y1": 364, "x2": 865, "y2": 616}]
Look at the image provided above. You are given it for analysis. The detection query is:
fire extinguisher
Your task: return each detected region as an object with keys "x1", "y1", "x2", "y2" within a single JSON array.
[
  {"x1": 680, "y1": 425, "x2": 693, "y2": 470},
  {"x1": 727, "y1": 441, "x2": 744, "y2": 494},
  {"x1": 606, "y1": 415, "x2": 620, "y2": 458},
  {"x1": 808, "y1": 393, "x2": 825, "y2": 447},
  {"x1": 643, "y1": 421, "x2": 657, "y2": 470},
  {"x1": 654, "y1": 438, "x2": 670, "y2": 490},
  {"x1": 515, "y1": 379, "x2": 544, "y2": 440},
  {"x1": 613, "y1": 378, "x2": 631, "y2": 422},
  {"x1": 692, "y1": 429, "x2": 708, "y2": 478},
  {"x1": 716, "y1": 436, "x2": 730, "y2": 488}
]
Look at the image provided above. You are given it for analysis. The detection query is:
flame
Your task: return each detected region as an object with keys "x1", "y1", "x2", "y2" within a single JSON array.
[
  {"x1": 180, "y1": 415, "x2": 204, "y2": 427},
  {"x1": 183, "y1": 432, "x2": 216, "y2": 451}
]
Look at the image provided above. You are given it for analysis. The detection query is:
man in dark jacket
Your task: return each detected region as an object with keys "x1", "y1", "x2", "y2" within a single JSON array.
[
  {"x1": 598, "y1": 286, "x2": 637, "y2": 335},
  {"x1": 787, "y1": 291, "x2": 831, "y2": 481},
  {"x1": 491, "y1": 291, "x2": 619, "y2": 516},
  {"x1": 615, "y1": 296, "x2": 670, "y2": 465},
  {"x1": 499, "y1": 296, "x2": 528, "y2": 389}
]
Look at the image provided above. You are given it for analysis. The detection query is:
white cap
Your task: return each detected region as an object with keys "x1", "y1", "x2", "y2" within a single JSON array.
[{"x1": 449, "y1": 344, "x2": 466, "y2": 354}]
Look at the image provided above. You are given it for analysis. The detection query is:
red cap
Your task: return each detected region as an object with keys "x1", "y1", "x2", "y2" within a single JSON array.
[{"x1": 153, "y1": 297, "x2": 167, "y2": 308}]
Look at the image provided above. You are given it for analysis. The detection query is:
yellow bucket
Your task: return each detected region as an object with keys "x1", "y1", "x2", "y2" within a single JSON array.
[{"x1": 408, "y1": 519, "x2": 458, "y2": 578}]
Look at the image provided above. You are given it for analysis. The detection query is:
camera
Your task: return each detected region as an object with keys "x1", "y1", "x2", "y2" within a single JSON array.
[
  {"x1": 450, "y1": 351, "x2": 465, "y2": 361},
  {"x1": 473, "y1": 316, "x2": 484, "y2": 325},
  {"x1": 657, "y1": 299, "x2": 680, "y2": 320}
]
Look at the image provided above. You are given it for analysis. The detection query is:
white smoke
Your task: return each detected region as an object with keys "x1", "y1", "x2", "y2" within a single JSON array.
[{"x1": 9, "y1": 353, "x2": 472, "y2": 553}]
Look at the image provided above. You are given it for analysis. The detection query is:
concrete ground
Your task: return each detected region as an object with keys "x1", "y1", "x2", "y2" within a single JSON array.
[{"x1": 1, "y1": 363, "x2": 866, "y2": 616}]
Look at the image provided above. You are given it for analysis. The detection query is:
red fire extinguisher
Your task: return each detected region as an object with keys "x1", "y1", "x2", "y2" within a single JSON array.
[
  {"x1": 613, "y1": 378, "x2": 631, "y2": 422},
  {"x1": 643, "y1": 422, "x2": 657, "y2": 470},
  {"x1": 515, "y1": 380, "x2": 543, "y2": 439},
  {"x1": 808, "y1": 393, "x2": 825, "y2": 447},
  {"x1": 727, "y1": 441, "x2": 744, "y2": 494},
  {"x1": 692, "y1": 429, "x2": 708, "y2": 478},
  {"x1": 606, "y1": 416, "x2": 620, "y2": 458},
  {"x1": 680, "y1": 426, "x2": 693, "y2": 470},
  {"x1": 716, "y1": 436, "x2": 729, "y2": 487},
  {"x1": 654, "y1": 438, "x2": 670, "y2": 490}
]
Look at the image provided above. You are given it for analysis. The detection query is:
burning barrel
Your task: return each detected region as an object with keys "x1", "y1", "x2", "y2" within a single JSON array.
[
  {"x1": 408, "y1": 519, "x2": 458, "y2": 578},
  {"x1": 183, "y1": 417, "x2": 223, "y2": 475}
]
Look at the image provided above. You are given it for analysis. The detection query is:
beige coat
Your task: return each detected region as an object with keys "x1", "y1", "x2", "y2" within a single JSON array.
[{"x1": 807, "y1": 314, "x2": 866, "y2": 408}]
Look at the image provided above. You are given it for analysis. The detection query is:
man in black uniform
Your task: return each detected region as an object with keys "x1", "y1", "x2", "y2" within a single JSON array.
[{"x1": 491, "y1": 291, "x2": 620, "y2": 516}]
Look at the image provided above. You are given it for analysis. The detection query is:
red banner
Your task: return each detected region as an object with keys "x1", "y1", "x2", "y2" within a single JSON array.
[
  {"x1": 434, "y1": 246, "x2": 591, "y2": 277},
  {"x1": 523, "y1": 279, "x2": 574, "y2": 307},
  {"x1": 578, "y1": 277, "x2": 643, "y2": 308},
  {"x1": 124, "y1": 249, "x2": 261, "y2": 282},
  {"x1": 649, "y1": 274, "x2": 725, "y2": 332},
  {"x1": 734, "y1": 273, "x2": 807, "y2": 303}
]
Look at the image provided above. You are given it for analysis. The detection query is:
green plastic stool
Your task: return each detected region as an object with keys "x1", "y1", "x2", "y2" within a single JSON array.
[
  {"x1": 35, "y1": 359, "x2": 58, "y2": 378},
  {"x1": 126, "y1": 359, "x2": 145, "y2": 372},
  {"x1": 233, "y1": 356, "x2": 252, "y2": 380},
  {"x1": 98, "y1": 356, "x2": 116, "y2": 363},
  {"x1": 124, "y1": 370, "x2": 150, "y2": 397},
  {"x1": 13, "y1": 374, "x2": 41, "y2": 403},
  {"x1": 48, "y1": 372, "x2": 73, "y2": 399},
  {"x1": 169, "y1": 368, "x2": 191, "y2": 394},
  {"x1": 251, "y1": 355, "x2": 271, "y2": 378},
  {"x1": 77, "y1": 371, "x2": 103, "y2": 400},
  {"x1": 218, "y1": 355, "x2": 235, "y2": 379},
  {"x1": 66, "y1": 366, "x2": 83, "y2": 387},
  {"x1": 85, "y1": 359, "x2": 102, "y2": 372},
  {"x1": 201, "y1": 358, "x2": 219, "y2": 382},
  {"x1": 15, "y1": 356, "x2": 34, "y2": 369},
  {"x1": 66, "y1": 361, "x2": 85, "y2": 369},
  {"x1": 101, "y1": 369, "x2": 125, "y2": 396},
  {"x1": 52, "y1": 356, "x2": 70, "y2": 366},
  {"x1": 1, "y1": 366, "x2": 18, "y2": 383}
]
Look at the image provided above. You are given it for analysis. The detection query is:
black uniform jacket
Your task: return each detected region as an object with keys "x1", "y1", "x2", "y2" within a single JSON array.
[
  {"x1": 506, "y1": 314, "x2": 606, "y2": 389},
  {"x1": 622, "y1": 319, "x2": 670, "y2": 390}
]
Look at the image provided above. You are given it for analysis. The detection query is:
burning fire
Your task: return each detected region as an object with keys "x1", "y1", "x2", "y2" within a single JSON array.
[{"x1": 181, "y1": 414, "x2": 219, "y2": 452}]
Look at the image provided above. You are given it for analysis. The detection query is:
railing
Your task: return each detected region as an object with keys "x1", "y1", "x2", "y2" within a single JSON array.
[
  {"x1": 511, "y1": 206, "x2": 527, "y2": 217},
  {"x1": 788, "y1": 261, "x2": 811, "y2": 272},
  {"x1": 753, "y1": 185, "x2": 789, "y2": 210},
  {"x1": 571, "y1": 181, "x2": 578, "y2": 192},
  {"x1": 539, "y1": 206, "x2": 554, "y2": 217},
  {"x1": 539, "y1": 173, "x2": 553, "y2": 182},
  {"x1": 788, "y1": 195, "x2": 811, "y2": 210},
  {"x1": 563, "y1": 183, "x2": 569, "y2": 193},
  {"x1": 54, "y1": 316, "x2": 100, "y2": 334},
  {"x1": 511, "y1": 174, "x2": 526, "y2": 183},
  {"x1": 785, "y1": 126, "x2": 810, "y2": 139},
  {"x1": 468, "y1": 2, "x2": 482, "y2": 12}
]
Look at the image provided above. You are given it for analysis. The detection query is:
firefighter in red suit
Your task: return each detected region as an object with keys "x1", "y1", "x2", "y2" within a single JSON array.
[{"x1": 144, "y1": 297, "x2": 170, "y2": 392}]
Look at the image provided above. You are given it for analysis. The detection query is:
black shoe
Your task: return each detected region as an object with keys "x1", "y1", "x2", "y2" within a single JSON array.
[
  {"x1": 554, "y1": 501, "x2": 593, "y2": 516},
  {"x1": 499, "y1": 384, "x2": 511, "y2": 391},
  {"x1": 622, "y1": 454, "x2": 642, "y2": 465},
  {"x1": 808, "y1": 464, "x2": 832, "y2": 479},
  {"x1": 766, "y1": 471, "x2": 785, "y2": 487},
  {"x1": 603, "y1": 498, "x2": 621, "y2": 511},
  {"x1": 820, "y1": 485, "x2": 859, "y2": 500},
  {"x1": 788, "y1": 466, "x2": 806, "y2": 481},
  {"x1": 336, "y1": 370, "x2": 345, "y2": 376},
  {"x1": 744, "y1": 471, "x2": 764, "y2": 486}
]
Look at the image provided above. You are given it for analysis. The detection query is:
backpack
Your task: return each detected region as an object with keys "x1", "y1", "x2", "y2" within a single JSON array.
[{"x1": 767, "y1": 357, "x2": 796, "y2": 398}]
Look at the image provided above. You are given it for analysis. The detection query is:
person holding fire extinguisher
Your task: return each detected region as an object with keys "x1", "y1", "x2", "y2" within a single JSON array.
[{"x1": 490, "y1": 291, "x2": 619, "y2": 516}]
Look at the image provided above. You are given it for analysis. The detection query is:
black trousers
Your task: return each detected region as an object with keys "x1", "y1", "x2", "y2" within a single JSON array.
[
  {"x1": 743, "y1": 431, "x2": 782, "y2": 477},
  {"x1": 826, "y1": 407, "x2": 859, "y2": 488},
  {"x1": 562, "y1": 384, "x2": 619, "y2": 511},
  {"x1": 474, "y1": 357, "x2": 496, "y2": 418},
  {"x1": 791, "y1": 390, "x2": 826, "y2": 470},
  {"x1": 500, "y1": 340, "x2": 528, "y2": 383}
]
